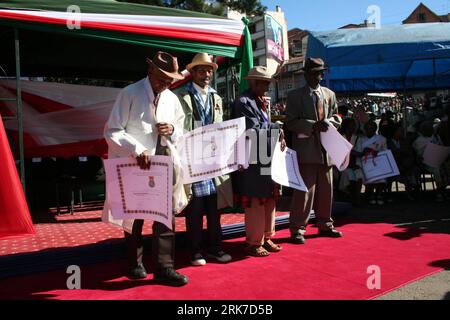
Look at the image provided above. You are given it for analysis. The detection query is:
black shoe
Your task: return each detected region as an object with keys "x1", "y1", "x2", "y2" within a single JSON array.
[
  {"x1": 206, "y1": 250, "x2": 232, "y2": 263},
  {"x1": 318, "y1": 228, "x2": 343, "y2": 238},
  {"x1": 290, "y1": 233, "x2": 306, "y2": 244},
  {"x1": 154, "y1": 268, "x2": 189, "y2": 287},
  {"x1": 128, "y1": 264, "x2": 147, "y2": 280}
]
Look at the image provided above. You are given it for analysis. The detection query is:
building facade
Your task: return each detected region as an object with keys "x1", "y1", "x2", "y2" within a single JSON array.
[
  {"x1": 402, "y1": 2, "x2": 449, "y2": 24},
  {"x1": 216, "y1": 6, "x2": 289, "y2": 109},
  {"x1": 249, "y1": 6, "x2": 289, "y2": 102},
  {"x1": 339, "y1": 20, "x2": 376, "y2": 29},
  {"x1": 275, "y1": 28, "x2": 309, "y2": 104}
]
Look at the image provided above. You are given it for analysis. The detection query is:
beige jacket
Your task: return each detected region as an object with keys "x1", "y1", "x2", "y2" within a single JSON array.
[{"x1": 177, "y1": 86, "x2": 234, "y2": 209}]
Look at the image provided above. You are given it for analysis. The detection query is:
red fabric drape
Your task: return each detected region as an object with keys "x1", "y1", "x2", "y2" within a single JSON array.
[{"x1": 0, "y1": 117, "x2": 35, "y2": 239}]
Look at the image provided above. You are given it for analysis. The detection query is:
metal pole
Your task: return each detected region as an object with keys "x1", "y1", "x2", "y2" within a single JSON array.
[
  {"x1": 403, "y1": 80, "x2": 407, "y2": 136},
  {"x1": 433, "y1": 58, "x2": 437, "y2": 89},
  {"x1": 14, "y1": 28, "x2": 26, "y2": 193},
  {"x1": 402, "y1": 60, "x2": 414, "y2": 136},
  {"x1": 213, "y1": 56, "x2": 218, "y2": 91},
  {"x1": 231, "y1": 67, "x2": 236, "y2": 102},
  {"x1": 225, "y1": 67, "x2": 230, "y2": 119}
]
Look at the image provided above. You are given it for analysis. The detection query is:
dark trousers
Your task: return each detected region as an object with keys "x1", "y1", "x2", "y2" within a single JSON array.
[
  {"x1": 124, "y1": 217, "x2": 175, "y2": 272},
  {"x1": 185, "y1": 195, "x2": 222, "y2": 254}
]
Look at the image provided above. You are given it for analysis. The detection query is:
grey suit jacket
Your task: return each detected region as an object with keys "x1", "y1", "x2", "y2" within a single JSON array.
[{"x1": 285, "y1": 85, "x2": 342, "y2": 165}]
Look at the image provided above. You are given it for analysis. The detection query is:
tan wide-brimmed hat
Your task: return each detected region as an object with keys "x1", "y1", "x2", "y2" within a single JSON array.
[
  {"x1": 186, "y1": 53, "x2": 218, "y2": 72},
  {"x1": 146, "y1": 51, "x2": 184, "y2": 80},
  {"x1": 243, "y1": 66, "x2": 276, "y2": 82}
]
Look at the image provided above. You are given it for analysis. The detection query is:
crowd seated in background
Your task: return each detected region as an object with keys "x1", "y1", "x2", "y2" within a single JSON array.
[
  {"x1": 360, "y1": 121, "x2": 388, "y2": 205},
  {"x1": 386, "y1": 123, "x2": 419, "y2": 201},
  {"x1": 412, "y1": 120, "x2": 450, "y2": 202},
  {"x1": 337, "y1": 118, "x2": 364, "y2": 206},
  {"x1": 334, "y1": 95, "x2": 449, "y2": 206}
]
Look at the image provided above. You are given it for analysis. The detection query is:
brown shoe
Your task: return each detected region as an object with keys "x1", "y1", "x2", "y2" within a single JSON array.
[
  {"x1": 246, "y1": 245, "x2": 270, "y2": 257},
  {"x1": 263, "y1": 239, "x2": 283, "y2": 252}
]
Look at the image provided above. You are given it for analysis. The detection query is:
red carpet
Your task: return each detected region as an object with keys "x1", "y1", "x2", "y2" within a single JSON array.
[
  {"x1": 0, "y1": 221, "x2": 449, "y2": 300},
  {"x1": 0, "y1": 208, "x2": 271, "y2": 256}
]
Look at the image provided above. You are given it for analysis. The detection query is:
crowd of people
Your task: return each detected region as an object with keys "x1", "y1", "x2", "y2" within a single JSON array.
[
  {"x1": 272, "y1": 92, "x2": 450, "y2": 206},
  {"x1": 334, "y1": 94, "x2": 450, "y2": 206}
]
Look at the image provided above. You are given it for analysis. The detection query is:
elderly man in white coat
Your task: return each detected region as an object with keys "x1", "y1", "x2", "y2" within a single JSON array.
[{"x1": 103, "y1": 51, "x2": 188, "y2": 287}]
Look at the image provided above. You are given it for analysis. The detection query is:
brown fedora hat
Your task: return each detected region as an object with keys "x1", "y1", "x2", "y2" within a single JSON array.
[
  {"x1": 302, "y1": 57, "x2": 328, "y2": 73},
  {"x1": 146, "y1": 51, "x2": 184, "y2": 80}
]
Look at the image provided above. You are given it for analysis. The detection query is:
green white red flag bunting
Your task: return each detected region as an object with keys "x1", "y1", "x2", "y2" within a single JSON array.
[{"x1": 0, "y1": 10, "x2": 245, "y2": 46}]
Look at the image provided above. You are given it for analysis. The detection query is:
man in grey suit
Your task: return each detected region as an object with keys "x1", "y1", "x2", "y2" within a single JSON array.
[{"x1": 285, "y1": 58, "x2": 343, "y2": 244}]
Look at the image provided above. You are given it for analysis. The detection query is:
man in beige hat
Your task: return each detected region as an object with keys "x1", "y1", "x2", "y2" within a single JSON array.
[
  {"x1": 177, "y1": 52, "x2": 233, "y2": 266},
  {"x1": 232, "y1": 66, "x2": 286, "y2": 257},
  {"x1": 285, "y1": 57, "x2": 343, "y2": 245},
  {"x1": 103, "y1": 51, "x2": 188, "y2": 286}
]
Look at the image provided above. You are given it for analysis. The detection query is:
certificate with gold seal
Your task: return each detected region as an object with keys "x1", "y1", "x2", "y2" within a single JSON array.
[
  {"x1": 103, "y1": 156, "x2": 173, "y2": 230},
  {"x1": 178, "y1": 117, "x2": 247, "y2": 184}
]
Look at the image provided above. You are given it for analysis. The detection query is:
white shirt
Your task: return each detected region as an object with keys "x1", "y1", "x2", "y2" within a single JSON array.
[
  {"x1": 193, "y1": 82, "x2": 209, "y2": 106},
  {"x1": 309, "y1": 85, "x2": 324, "y2": 105},
  {"x1": 104, "y1": 77, "x2": 185, "y2": 158}
]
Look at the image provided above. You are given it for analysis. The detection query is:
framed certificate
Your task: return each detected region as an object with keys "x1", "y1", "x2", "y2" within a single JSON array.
[
  {"x1": 271, "y1": 141, "x2": 307, "y2": 192},
  {"x1": 361, "y1": 150, "x2": 400, "y2": 183},
  {"x1": 178, "y1": 117, "x2": 246, "y2": 184},
  {"x1": 320, "y1": 119, "x2": 353, "y2": 171},
  {"x1": 103, "y1": 156, "x2": 173, "y2": 229},
  {"x1": 423, "y1": 142, "x2": 450, "y2": 168}
]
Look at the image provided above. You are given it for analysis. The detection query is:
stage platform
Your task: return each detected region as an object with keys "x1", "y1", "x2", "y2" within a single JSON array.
[{"x1": 0, "y1": 199, "x2": 351, "y2": 279}]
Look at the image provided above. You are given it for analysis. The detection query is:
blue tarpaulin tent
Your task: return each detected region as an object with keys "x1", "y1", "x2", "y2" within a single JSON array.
[{"x1": 307, "y1": 23, "x2": 450, "y2": 93}]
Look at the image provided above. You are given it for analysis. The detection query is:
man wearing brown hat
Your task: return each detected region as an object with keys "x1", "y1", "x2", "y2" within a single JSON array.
[
  {"x1": 232, "y1": 66, "x2": 286, "y2": 257},
  {"x1": 285, "y1": 57, "x2": 343, "y2": 245},
  {"x1": 177, "y1": 53, "x2": 233, "y2": 266},
  {"x1": 103, "y1": 51, "x2": 188, "y2": 286}
]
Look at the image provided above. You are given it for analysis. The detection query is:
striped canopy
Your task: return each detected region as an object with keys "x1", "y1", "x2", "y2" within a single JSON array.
[
  {"x1": 0, "y1": 0, "x2": 253, "y2": 158},
  {"x1": 0, "y1": 0, "x2": 253, "y2": 82}
]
